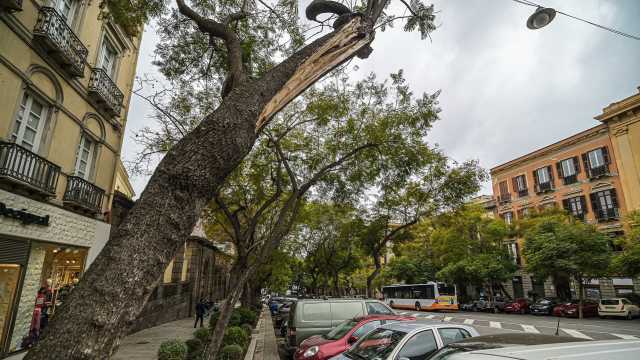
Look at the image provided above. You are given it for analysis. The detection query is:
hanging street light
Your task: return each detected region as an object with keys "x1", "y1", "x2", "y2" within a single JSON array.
[{"x1": 526, "y1": 7, "x2": 557, "y2": 30}]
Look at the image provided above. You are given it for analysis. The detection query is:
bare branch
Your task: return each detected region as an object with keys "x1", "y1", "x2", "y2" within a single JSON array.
[
  {"x1": 214, "y1": 192, "x2": 242, "y2": 240},
  {"x1": 267, "y1": 132, "x2": 299, "y2": 191}
]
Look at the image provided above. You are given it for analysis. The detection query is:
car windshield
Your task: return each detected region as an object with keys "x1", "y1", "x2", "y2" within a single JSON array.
[
  {"x1": 325, "y1": 319, "x2": 359, "y2": 340},
  {"x1": 601, "y1": 299, "x2": 620, "y2": 305},
  {"x1": 346, "y1": 328, "x2": 406, "y2": 360}
]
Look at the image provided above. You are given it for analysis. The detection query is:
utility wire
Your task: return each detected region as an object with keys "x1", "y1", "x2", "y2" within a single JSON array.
[{"x1": 511, "y1": 0, "x2": 640, "y2": 40}]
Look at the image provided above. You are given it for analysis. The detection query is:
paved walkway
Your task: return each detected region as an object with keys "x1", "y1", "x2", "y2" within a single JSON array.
[
  {"x1": 112, "y1": 318, "x2": 198, "y2": 360},
  {"x1": 253, "y1": 310, "x2": 279, "y2": 360}
]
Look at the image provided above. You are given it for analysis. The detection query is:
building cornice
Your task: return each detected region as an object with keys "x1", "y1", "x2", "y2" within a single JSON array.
[
  {"x1": 490, "y1": 124, "x2": 608, "y2": 175},
  {"x1": 595, "y1": 87, "x2": 640, "y2": 123}
]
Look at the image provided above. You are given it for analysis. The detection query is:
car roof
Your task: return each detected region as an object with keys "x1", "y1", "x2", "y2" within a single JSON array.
[
  {"x1": 355, "y1": 314, "x2": 414, "y2": 322},
  {"x1": 296, "y1": 299, "x2": 377, "y2": 303},
  {"x1": 378, "y1": 320, "x2": 473, "y2": 333},
  {"x1": 448, "y1": 333, "x2": 586, "y2": 348},
  {"x1": 461, "y1": 339, "x2": 640, "y2": 360}
]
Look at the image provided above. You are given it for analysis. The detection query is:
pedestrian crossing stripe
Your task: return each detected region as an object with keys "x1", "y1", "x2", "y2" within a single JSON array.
[
  {"x1": 463, "y1": 319, "x2": 474, "y2": 325},
  {"x1": 489, "y1": 321, "x2": 501, "y2": 328},
  {"x1": 561, "y1": 328, "x2": 593, "y2": 340},
  {"x1": 444, "y1": 316, "x2": 453, "y2": 321},
  {"x1": 612, "y1": 334, "x2": 638, "y2": 340},
  {"x1": 521, "y1": 324, "x2": 540, "y2": 333}
]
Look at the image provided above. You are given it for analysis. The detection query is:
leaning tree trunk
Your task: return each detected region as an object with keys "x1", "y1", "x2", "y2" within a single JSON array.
[
  {"x1": 25, "y1": 16, "x2": 376, "y2": 360},
  {"x1": 366, "y1": 255, "x2": 382, "y2": 299}
]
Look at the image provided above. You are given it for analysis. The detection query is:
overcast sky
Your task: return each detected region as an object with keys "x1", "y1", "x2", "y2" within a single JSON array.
[{"x1": 121, "y1": 0, "x2": 640, "y2": 198}]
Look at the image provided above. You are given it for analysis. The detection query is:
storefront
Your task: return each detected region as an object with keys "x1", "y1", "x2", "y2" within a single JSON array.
[{"x1": 0, "y1": 190, "x2": 111, "y2": 357}]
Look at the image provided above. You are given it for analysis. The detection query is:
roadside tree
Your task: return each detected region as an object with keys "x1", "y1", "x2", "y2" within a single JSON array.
[
  {"x1": 522, "y1": 211, "x2": 612, "y2": 319},
  {"x1": 611, "y1": 210, "x2": 640, "y2": 278},
  {"x1": 25, "y1": 1, "x2": 439, "y2": 358}
]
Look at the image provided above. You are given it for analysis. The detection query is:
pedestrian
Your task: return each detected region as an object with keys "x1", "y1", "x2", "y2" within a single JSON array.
[{"x1": 195, "y1": 299, "x2": 206, "y2": 328}]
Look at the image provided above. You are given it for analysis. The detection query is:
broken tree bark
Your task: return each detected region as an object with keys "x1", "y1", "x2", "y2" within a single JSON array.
[{"x1": 25, "y1": 15, "x2": 378, "y2": 360}]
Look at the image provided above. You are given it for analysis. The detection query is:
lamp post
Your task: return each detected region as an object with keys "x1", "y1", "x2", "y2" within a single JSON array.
[{"x1": 526, "y1": 7, "x2": 556, "y2": 30}]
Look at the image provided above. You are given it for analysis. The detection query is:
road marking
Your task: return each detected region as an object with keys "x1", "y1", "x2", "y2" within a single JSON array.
[
  {"x1": 444, "y1": 316, "x2": 453, "y2": 321},
  {"x1": 611, "y1": 333, "x2": 638, "y2": 340},
  {"x1": 521, "y1": 325, "x2": 540, "y2": 333},
  {"x1": 426, "y1": 315, "x2": 435, "y2": 319},
  {"x1": 489, "y1": 321, "x2": 501, "y2": 328},
  {"x1": 561, "y1": 328, "x2": 593, "y2": 340},
  {"x1": 463, "y1": 319, "x2": 475, "y2": 325}
]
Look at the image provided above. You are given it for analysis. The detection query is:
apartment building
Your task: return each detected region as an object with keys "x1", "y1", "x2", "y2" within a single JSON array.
[
  {"x1": 490, "y1": 121, "x2": 640, "y2": 301},
  {"x1": 0, "y1": 0, "x2": 140, "y2": 355}
]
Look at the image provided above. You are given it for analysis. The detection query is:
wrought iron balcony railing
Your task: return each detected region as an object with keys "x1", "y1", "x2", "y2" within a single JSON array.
[
  {"x1": 88, "y1": 67, "x2": 124, "y2": 117},
  {"x1": 595, "y1": 207, "x2": 619, "y2": 222},
  {"x1": 33, "y1": 7, "x2": 88, "y2": 77},
  {"x1": 0, "y1": 141, "x2": 60, "y2": 195},
  {"x1": 0, "y1": 0, "x2": 22, "y2": 11},
  {"x1": 535, "y1": 181, "x2": 554, "y2": 193},
  {"x1": 63, "y1": 176, "x2": 104, "y2": 214},
  {"x1": 498, "y1": 193, "x2": 511, "y2": 204},
  {"x1": 588, "y1": 165, "x2": 609, "y2": 179}
]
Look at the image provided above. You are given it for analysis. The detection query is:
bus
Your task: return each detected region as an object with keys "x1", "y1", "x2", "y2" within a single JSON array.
[{"x1": 382, "y1": 282, "x2": 458, "y2": 311}]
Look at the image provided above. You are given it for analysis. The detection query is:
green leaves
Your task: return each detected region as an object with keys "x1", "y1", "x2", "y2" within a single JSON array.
[{"x1": 403, "y1": 0, "x2": 436, "y2": 40}]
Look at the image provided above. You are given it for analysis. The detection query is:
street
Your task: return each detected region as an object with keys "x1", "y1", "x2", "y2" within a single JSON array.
[{"x1": 396, "y1": 309, "x2": 640, "y2": 340}]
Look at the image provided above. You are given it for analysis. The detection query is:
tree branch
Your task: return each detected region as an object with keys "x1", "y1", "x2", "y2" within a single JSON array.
[
  {"x1": 267, "y1": 133, "x2": 299, "y2": 191},
  {"x1": 214, "y1": 192, "x2": 242, "y2": 240}
]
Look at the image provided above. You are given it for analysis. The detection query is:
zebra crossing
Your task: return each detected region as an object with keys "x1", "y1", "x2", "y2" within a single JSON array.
[{"x1": 395, "y1": 311, "x2": 639, "y2": 341}]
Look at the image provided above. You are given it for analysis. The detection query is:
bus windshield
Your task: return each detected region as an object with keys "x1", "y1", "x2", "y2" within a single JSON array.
[{"x1": 437, "y1": 284, "x2": 456, "y2": 296}]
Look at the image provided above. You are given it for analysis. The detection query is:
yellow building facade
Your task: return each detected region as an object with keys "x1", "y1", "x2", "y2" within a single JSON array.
[
  {"x1": 595, "y1": 87, "x2": 640, "y2": 212},
  {"x1": 0, "y1": 0, "x2": 140, "y2": 355}
]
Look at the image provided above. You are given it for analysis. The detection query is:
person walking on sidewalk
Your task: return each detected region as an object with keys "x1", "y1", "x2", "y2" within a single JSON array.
[{"x1": 195, "y1": 299, "x2": 206, "y2": 328}]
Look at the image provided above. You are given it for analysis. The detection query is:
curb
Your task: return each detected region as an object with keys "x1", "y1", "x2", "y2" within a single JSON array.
[{"x1": 245, "y1": 313, "x2": 265, "y2": 360}]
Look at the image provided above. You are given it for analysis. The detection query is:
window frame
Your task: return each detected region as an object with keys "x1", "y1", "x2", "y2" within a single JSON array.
[
  {"x1": 74, "y1": 132, "x2": 96, "y2": 180},
  {"x1": 11, "y1": 91, "x2": 49, "y2": 153},
  {"x1": 97, "y1": 34, "x2": 120, "y2": 80}
]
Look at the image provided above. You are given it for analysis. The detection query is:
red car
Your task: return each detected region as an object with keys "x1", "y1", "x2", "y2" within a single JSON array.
[
  {"x1": 562, "y1": 300, "x2": 599, "y2": 318},
  {"x1": 503, "y1": 298, "x2": 530, "y2": 314},
  {"x1": 553, "y1": 300, "x2": 578, "y2": 317},
  {"x1": 293, "y1": 315, "x2": 414, "y2": 360}
]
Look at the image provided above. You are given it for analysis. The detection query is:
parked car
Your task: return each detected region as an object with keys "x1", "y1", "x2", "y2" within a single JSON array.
[
  {"x1": 599, "y1": 298, "x2": 640, "y2": 319},
  {"x1": 425, "y1": 334, "x2": 640, "y2": 360},
  {"x1": 552, "y1": 300, "x2": 576, "y2": 317},
  {"x1": 502, "y1": 298, "x2": 530, "y2": 314},
  {"x1": 529, "y1": 298, "x2": 560, "y2": 316},
  {"x1": 275, "y1": 301, "x2": 296, "y2": 327},
  {"x1": 294, "y1": 314, "x2": 415, "y2": 360},
  {"x1": 329, "y1": 322, "x2": 479, "y2": 360},
  {"x1": 287, "y1": 299, "x2": 395, "y2": 349},
  {"x1": 563, "y1": 299, "x2": 599, "y2": 318},
  {"x1": 467, "y1": 296, "x2": 508, "y2": 313}
]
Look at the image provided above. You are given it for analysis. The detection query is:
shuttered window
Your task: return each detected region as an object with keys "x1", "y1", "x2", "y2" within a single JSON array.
[{"x1": 0, "y1": 237, "x2": 30, "y2": 264}]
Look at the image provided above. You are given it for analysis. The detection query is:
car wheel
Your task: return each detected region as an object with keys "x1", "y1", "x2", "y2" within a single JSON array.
[{"x1": 415, "y1": 302, "x2": 421, "y2": 312}]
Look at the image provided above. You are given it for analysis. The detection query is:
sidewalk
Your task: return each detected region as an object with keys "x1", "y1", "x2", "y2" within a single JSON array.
[
  {"x1": 112, "y1": 318, "x2": 197, "y2": 360},
  {"x1": 252, "y1": 310, "x2": 280, "y2": 360}
]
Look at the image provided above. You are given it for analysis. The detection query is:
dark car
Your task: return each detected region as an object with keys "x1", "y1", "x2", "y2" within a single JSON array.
[
  {"x1": 563, "y1": 299, "x2": 599, "y2": 318},
  {"x1": 426, "y1": 333, "x2": 587, "y2": 360},
  {"x1": 503, "y1": 298, "x2": 530, "y2": 314},
  {"x1": 468, "y1": 296, "x2": 508, "y2": 313},
  {"x1": 529, "y1": 298, "x2": 560, "y2": 316}
]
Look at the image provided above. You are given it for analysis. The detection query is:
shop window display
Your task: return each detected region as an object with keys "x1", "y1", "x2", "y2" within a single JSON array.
[
  {"x1": 1, "y1": 264, "x2": 21, "y2": 352},
  {"x1": 18, "y1": 244, "x2": 87, "y2": 350}
]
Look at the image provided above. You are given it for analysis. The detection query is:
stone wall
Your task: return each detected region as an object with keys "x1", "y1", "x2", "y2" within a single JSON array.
[{"x1": 9, "y1": 246, "x2": 45, "y2": 351}]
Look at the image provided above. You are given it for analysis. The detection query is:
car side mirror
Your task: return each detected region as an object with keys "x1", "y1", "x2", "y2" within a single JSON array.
[{"x1": 348, "y1": 336, "x2": 358, "y2": 344}]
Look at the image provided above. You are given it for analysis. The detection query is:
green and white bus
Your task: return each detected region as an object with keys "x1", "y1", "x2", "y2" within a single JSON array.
[{"x1": 382, "y1": 282, "x2": 458, "y2": 311}]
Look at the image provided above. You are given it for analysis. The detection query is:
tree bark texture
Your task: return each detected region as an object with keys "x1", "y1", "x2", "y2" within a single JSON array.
[
  {"x1": 25, "y1": 16, "x2": 376, "y2": 360},
  {"x1": 367, "y1": 255, "x2": 382, "y2": 299}
]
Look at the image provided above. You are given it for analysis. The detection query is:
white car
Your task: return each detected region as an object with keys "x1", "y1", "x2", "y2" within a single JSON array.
[
  {"x1": 598, "y1": 298, "x2": 640, "y2": 319},
  {"x1": 328, "y1": 321, "x2": 479, "y2": 360}
]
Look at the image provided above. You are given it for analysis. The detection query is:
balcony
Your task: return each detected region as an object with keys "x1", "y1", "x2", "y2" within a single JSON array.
[
  {"x1": 498, "y1": 193, "x2": 511, "y2": 204},
  {"x1": 33, "y1": 7, "x2": 88, "y2": 77},
  {"x1": 0, "y1": 141, "x2": 60, "y2": 196},
  {"x1": 517, "y1": 189, "x2": 529, "y2": 198},
  {"x1": 595, "y1": 207, "x2": 619, "y2": 222},
  {"x1": 562, "y1": 174, "x2": 578, "y2": 185},
  {"x1": 589, "y1": 165, "x2": 609, "y2": 179},
  {"x1": 535, "y1": 181, "x2": 553, "y2": 193},
  {"x1": 88, "y1": 68, "x2": 124, "y2": 117},
  {"x1": 0, "y1": 0, "x2": 22, "y2": 11},
  {"x1": 63, "y1": 176, "x2": 104, "y2": 214}
]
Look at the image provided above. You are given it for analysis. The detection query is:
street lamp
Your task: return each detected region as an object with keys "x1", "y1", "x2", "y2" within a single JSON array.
[{"x1": 526, "y1": 7, "x2": 556, "y2": 30}]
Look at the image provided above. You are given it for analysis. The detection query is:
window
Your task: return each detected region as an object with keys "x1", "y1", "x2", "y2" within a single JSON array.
[
  {"x1": 502, "y1": 211, "x2": 513, "y2": 225},
  {"x1": 302, "y1": 303, "x2": 331, "y2": 321},
  {"x1": 582, "y1": 148, "x2": 610, "y2": 178},
  {"x1": 366, "y1": 302, "x2": 393, "y2": 315},
  {"x1": 563, "y1": 196, "x2": 587, "y2": 220},
  {"x1": 507, "y1": 242, "x2": 521, "y2": 265},
  {"x1": 98, "y1": 37, "x2": 118, "y2": 79},
  {"x1": 331, "y1": 302, "x2": 363, "y2": 320},
  {"x1": 512, "y1": 175, "x2": 528, "y2": 197},
  {"x1": 348, "y1": 328, "x2": 406, "y2": 360},
  {"x1": 396, "y1": 330, "x2": 438, "y2": 360},
  {"x1": 325, "y1": 319, "x2": 359, "y2": 340},
  {"x1": 590, "y1": 189, "x2": 619, "y2": 222},
  {"x1": 557, "y1": 157, "x2": 580, "y2": 185},
  {"x1": 352, "y1": 320, "x2": 382, "y2": 338},
  {"x1": 11, "y1": 92, "x2": 48, "y2": 152},
  {"x1": 498, "y1": 180, "x2": 510, "y2": 203},
  {"x1": 437, "y1": 284, "x2": 456, "y2": 296},
  {"x1": 55, "y1": 0, "x2": 77, "y2": 25},
  {"x1": 437, "y1": 328, "x2": 471, "y2": 346},
  {"x1": 74, "y1": 134, "x2": 94, "y2": 179},
  {"x1": 517, "y1": 207, "x2": 531, "y2": 219},
  {"x1": 534, "y1": 166, "x2": 554, "y2": 192}
]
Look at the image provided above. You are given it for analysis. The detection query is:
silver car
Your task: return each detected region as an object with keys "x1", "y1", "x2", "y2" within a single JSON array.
[{"x1": 329, "y1": 321, "x2": 479, "y2": 360}]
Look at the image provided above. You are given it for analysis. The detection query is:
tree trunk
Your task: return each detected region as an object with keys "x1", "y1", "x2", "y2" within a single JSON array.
[
  {"x1": 26, "y1": 16, "x2": 376, "y2": 360},
  {"x1": 367, "y1": 257, "x2": 382, "y2": 299},
  {"x1": 578, "y1": 276, "x2": 584, "y2": 320}
]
